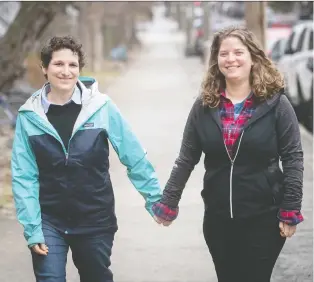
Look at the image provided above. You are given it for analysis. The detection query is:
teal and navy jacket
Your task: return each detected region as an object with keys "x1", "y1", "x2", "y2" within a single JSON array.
[{"x1": 11, "y1": 77, "x2": 162, "y2": 246}]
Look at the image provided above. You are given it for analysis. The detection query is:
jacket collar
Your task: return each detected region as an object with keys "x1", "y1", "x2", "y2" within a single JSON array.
[{"x1": 41, "y1": 83, "x2": 82, "y2": 114}]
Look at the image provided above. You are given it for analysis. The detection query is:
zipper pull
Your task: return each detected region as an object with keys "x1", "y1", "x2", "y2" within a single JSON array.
[{"x1": 65, "y1": 153, "x2": 69, "y2": 165}]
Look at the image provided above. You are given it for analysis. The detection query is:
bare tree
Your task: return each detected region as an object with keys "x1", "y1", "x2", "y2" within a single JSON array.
[
  {"x1": 0, "y1": 2, "x2": 62, "y2": 93},
  {"x1": 245, "y1": 2, "x2": 266, "y2": 51}
]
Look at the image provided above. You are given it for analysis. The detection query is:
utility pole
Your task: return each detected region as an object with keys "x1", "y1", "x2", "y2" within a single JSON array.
[
  {"x1": 170, "y1": 2, "x2": 176, "y2": 19},
  {"x1": 180, "y1": 2, "x2": 187, "y2": 32},
  {"x1": 245, "y1": 2, "x2": 266, "y2": 51},
  {"x1": 179, "y1": 2, "x2": 187, "y2": 31},
  {"x1": 174, "y1": 2, "x2": 181, "y2": 29}
]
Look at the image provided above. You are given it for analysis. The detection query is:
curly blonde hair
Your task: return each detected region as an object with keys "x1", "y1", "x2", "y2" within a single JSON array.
[{"x1": 201, "y1": 26, "x2": 285, "y2": 108}]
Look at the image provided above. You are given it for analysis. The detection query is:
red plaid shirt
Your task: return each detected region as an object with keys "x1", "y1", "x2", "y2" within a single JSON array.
[
  {"x1": 219, "y1": 91, "x2": 255, "y2": 158},
  {"x1": 152, "y1": 93, "x2": 303, "y2": 225}
]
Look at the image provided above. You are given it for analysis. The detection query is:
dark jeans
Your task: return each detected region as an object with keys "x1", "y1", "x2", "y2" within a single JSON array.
[
  {"x1": 31, "y1": 223, "x2": 115, "y2": 282},
  {"x1": 203, "y1": 210, "x2": 286, "y2": 282}
]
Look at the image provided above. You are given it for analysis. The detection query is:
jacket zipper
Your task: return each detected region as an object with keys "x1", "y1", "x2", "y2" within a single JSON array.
[
  {"x1": 223, "y1": 130, "x2": 244, "y2": 219},
  {"x1": 65, "y1": 141, "x2": 73, "y2": 166},
  {"x1": 64, "y1": 124, "x2": 82, "y2": 166}
]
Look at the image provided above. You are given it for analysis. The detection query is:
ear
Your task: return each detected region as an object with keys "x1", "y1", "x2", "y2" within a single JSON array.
[{"x1": 41, "y1": 65, "x2": 47, "y2": 75}]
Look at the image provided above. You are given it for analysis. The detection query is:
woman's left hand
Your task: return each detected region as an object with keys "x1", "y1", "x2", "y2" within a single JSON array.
[{"x1": 279, "y1": 221, "x2": 297, "y2": 238}]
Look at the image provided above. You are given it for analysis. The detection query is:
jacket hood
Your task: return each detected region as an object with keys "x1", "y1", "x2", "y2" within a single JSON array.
[{"x1": 264, "y1": 88, "x2": 285, "y2": 108}]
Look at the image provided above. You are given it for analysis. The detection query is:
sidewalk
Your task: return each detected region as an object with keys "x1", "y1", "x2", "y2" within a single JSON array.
[
  {"x1": 104, "y1": 8, "x2": 217, "y2": 282},
  {"x1": 0, "y1": 5, "x2": 312, "y2": 282}
]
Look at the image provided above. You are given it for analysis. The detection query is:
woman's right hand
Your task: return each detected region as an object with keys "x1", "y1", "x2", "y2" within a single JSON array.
[{"x1": 31, "y1": 243, "x2": 49, "y2": 256}]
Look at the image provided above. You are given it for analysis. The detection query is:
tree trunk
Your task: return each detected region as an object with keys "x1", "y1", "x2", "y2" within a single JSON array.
[
  {"x1": 245, "y1": 2, "x2": 266, "y2": 51},
  {"x1": 0, "y1": 2, "x2": 61, "y2": 93},
  {"x1": 127, "y1": 3, "x2": 140, "y2": 48}
]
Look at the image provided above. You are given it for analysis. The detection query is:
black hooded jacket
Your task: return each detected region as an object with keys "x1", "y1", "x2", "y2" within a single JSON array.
[{"x1": 161, "y1": 93, "x2": 304, "y2": 219}]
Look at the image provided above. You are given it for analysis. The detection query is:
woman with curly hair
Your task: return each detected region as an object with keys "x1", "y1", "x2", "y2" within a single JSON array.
[{"x1": 152, "y1": 26, "x2": 304, "y2": 282}]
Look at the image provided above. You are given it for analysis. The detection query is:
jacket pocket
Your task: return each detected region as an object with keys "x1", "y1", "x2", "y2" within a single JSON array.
[{"x1": 263, "y1": 169, "x2": 284, "y2": 204}]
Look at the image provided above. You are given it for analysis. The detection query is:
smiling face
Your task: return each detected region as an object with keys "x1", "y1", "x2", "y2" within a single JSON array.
[
  {"x1": 218, "y1": 36, "x2": 253, "y2": 83},
  {"x1": 201, "y1": 27, "x2": 285, "y2": 108},
  {"x1": 42, "y1": 48, "x2": 80, "y2": 93}
]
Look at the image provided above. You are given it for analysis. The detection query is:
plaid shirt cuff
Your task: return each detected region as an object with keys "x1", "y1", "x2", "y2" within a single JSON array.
[
  {"x1": 152, "y1": 202, "x2": 179, "y2": 221},
  {"x1": 277, "y1": 209, "x2": 304, "y2": 226}
]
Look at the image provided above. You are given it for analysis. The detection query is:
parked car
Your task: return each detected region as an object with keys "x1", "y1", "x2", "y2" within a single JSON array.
[
  {"x1": 277, "y1": 21, "x2": 313, "y2": 132},
  {"x1": 268, "y1": 38, "x2": 288, "y2": 63},
  {"x1": 184, "y1": 16, "x2": 205, "y2": 57},
  {"x1": 295, "y1": 56, "x2": 313, "y2": 132}
]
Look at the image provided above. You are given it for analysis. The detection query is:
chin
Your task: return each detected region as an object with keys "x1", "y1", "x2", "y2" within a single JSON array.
[
  {"x1": 56, "y1": 84, "x2": 75, "y2": 92},
  {"x1": 225, "y1": 75, "x2": 241, "y2": 80}
]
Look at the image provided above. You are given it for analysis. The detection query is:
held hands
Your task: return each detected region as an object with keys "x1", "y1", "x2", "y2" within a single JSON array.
[
  {"x1": 153, "y1": 215, "x2": 173, "y2": 226},
  {"x1": 31, "y1": 243, "x2": 49, "y2": 256},
  {"x1": 152, "y1": 202, "x2": 179, "y2": 227},
  {"x1": 279, "y1": 221, "x2": 297, "y2": 238}
]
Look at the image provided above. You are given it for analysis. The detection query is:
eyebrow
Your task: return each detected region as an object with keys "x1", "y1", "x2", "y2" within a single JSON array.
[
  {"x1": 219, "y1": 48, "x2": 245, "y2": 53},
  {"x1": 52, "y1": 60, "x2": 78, "y2": 64}
]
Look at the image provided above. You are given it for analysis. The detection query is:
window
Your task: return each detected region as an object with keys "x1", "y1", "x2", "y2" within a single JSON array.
[
  {"x1": 284, "y1": 31, "x2": 295, "y2": 54},
  {"x1": 309, "y1": 30, "x2": 313, "y2": 50},
  {"x1": 271, "y1": 40, "x2": 282, "y2": 61},
  {"x1": 296, "y1": 27, "x2": 307, "y2": 53}
]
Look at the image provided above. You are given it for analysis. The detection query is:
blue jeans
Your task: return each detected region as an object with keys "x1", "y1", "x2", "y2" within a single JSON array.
[{"x1": 31, "y1": 223, "x2": 115, "y2": 282}]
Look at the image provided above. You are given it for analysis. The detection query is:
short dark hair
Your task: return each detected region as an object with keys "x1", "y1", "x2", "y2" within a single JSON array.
[{"x1": 40, "y1": 35, "x2": 86, "y2": 70}]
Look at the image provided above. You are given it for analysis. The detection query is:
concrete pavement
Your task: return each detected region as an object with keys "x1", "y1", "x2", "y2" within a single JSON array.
[{"x1": 0, "y1": 5, "x2": 312, "y2": 282}]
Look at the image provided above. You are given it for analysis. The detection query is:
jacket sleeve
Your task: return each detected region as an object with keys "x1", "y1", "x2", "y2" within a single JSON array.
[
  {"x1": 11, "y1": 115, "x2": 44, "y2": 247},
  {"x1": 107, "y1": 100, "x2": 162, "y2": 216},
  {"x1": 160, "y1": 98, "x2": 203, "y2": 208},
  {"x1": 276, "y1": 94, "x2": 304, "y2": 210}
]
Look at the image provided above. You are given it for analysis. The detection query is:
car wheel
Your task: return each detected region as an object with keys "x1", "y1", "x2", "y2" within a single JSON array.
[{"x1": 184, "y1": 46, "x2": 194, "y2": 57}]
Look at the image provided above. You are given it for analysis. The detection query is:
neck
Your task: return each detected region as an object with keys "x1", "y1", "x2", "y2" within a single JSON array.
[
  {"x1": 225, "y1": 80, "x2": 251, "y2": 103},
  {"x1": 47, "y1": 86, "x2": 74, "y2": 105}
]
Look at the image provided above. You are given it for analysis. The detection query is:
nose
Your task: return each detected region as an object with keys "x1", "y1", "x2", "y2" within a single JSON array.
[
  {"x1": 226, "y1": 53, "x2": 236, "y2": 62},
  {"x1": 61, "y1": 65, "x2": 70, "y2": 76}
]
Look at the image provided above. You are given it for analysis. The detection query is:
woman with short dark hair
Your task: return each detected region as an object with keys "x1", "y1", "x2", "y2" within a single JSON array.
[{"x1": 11, "y1": 35, "x2": 162, "y2": 282}]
